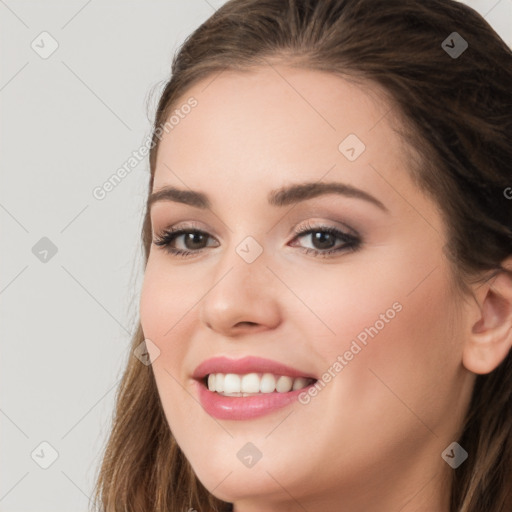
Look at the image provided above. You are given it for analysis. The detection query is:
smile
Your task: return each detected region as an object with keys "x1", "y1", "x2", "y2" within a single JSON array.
[
  {"x1": 206, "y1": 372, "x2": 315, "y2": 396},
  {"x1": 193, "y1": 356, "x2": 318, "y2": 420}
]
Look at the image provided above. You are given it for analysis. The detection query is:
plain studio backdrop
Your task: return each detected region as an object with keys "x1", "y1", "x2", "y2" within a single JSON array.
[{"x1": 0, "y1": 1, "x2": 510, "y2": 511}]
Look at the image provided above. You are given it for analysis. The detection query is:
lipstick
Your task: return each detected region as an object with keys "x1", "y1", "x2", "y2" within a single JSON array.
[{"x1": 193, "y1": 356, "x2": 317, "y2": 420}]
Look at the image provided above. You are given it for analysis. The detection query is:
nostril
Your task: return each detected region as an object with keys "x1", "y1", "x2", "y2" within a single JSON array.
[{"x1": 236, "y1": 321, "x2": 258, "y2": 327}]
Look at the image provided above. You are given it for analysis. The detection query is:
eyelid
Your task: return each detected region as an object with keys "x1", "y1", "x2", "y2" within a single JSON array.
[
  {"x1": 152, "y1": 220, "x2": 210, "y2": 237},
  {"x1": 293, "y1": 218, "x2": 359, "y2": 237},
  {"x1": 152, "y1": 217, "x2": 360, "y2": 243}
]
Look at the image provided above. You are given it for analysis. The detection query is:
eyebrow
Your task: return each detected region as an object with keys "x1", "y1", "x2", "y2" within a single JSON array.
[{"x1": 148, "y1": 181, "x2": 388, "y2": 212}]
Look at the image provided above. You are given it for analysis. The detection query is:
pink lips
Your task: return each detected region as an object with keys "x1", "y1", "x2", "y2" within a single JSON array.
[{"x1": 193, "y1": 356, "x2": 317, "y2": 420}]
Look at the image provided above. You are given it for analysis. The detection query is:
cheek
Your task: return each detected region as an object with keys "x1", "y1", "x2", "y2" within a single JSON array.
[
  {"x1": 139, "y1": 265, "x2": 189, "y2": 386},
  {"x1": 140, "y1": 270, "x2": 167, "y2": 339},
  {"x1": 139, "y1": 257, "x2": 194, "y2": 342},
  {"x1": 292, "y1": 250, "x2": 461, "y2": 415},
  {"x1": 277, "y1": 253, "x2": 411, "y2": 366},
  {"x1": 139, "y1": 258, "x2": 204, "y2": 382},
  {"x1": 139, "y1": 269, "x2": 198, "y2": 436},
  {"x1": 330, "y1": 266, "x2": 461, "y2": 433}
]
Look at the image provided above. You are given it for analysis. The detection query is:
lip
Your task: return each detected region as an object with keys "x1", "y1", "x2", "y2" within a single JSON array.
[
  {"x1": 192, "y1": 356, "x2": 317, "y2": 380},
  {"x1": 192, "y1": 356, "x2": 317, "y2": 420}
]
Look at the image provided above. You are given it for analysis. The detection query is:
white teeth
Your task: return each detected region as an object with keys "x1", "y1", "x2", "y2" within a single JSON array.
[
  {"x1": 276, "y1": 375, "x2": 293, "y2": 392},
  {"x1": 206, "y1": 372, "x2": 314, "y2": 394},
  {"x1": 292, "y1": 377, "x2": 309, "y2": 391},
  {"x1": 215, "y1": 373, "x2": 225, "y2": 392},
  {"x1": 260, "y1": 373, "x2": 276, "y2": 393},
  {"x1": 223, "y1": 374, "x2": 241, "y2": 394},
  {"x1": 241, "y1": 373, "x2": 260, "y2": 393}
]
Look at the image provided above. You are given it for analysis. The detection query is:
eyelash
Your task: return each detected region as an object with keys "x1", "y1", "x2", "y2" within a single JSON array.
[{"x1": 153, "y1": 221, "x2": 361, "y2": 259}]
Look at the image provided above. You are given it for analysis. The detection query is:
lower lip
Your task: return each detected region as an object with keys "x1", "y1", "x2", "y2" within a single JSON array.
[{"x1": 195, "y1": 380, "x2": 314, "y2": 420}]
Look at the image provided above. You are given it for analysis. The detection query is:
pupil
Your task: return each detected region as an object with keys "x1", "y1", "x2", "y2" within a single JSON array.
[
  {"x1": 313, "y1": 232, "x2": 335, "y2": 250},
  {"x1": 186, "y1": 232, "x2": 206, "y2": 249}
]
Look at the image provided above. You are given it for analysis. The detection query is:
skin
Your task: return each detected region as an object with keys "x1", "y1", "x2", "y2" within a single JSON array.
[{"x1": 139, "y1": 65, "x2": 512, "y2": 512}]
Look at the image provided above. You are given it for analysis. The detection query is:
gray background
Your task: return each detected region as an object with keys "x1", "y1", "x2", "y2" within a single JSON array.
[{"x1": 0, "y1": 1, "x2": 510, "y2": 511}]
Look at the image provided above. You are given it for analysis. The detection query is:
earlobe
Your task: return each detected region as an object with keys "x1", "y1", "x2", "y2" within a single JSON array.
[{"x1": 462, "y1": 266, "x2": 512, "y2": 375}]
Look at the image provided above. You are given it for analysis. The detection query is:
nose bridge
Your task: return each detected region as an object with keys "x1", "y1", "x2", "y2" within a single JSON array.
[
  {"x1": 208, "y1": 232, "x2": 269, "y2": 303},
  {"x1": 198, "y1": 231, "x2": 282, "y2": 332}
]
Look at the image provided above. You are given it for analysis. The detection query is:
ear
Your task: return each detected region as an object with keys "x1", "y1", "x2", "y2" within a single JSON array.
[{"x1": 462, "y1": 259, "x2": 512, "y2": 375}]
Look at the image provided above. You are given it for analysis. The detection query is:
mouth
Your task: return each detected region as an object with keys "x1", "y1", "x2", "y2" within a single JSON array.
[
  {"x1": 201, "y1": 372, "x2": 316, "y2": 396},
  {"x1": 193, "y1": 356, "x2": 318, "y2": 420}
]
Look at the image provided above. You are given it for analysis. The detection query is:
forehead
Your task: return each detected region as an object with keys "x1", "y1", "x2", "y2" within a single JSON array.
[{"x1": 153, "y1": 65, "x2": 408, "y2": 202}]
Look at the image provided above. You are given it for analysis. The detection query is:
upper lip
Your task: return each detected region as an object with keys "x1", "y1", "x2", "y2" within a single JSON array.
[{"x1": 192, "y1": 356, "x2": 317, "y2": 381}]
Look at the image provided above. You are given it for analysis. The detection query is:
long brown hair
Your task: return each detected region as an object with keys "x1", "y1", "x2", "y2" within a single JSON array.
[{"x1": 91, "y1": 1, "x2": 512, "y2": 510}]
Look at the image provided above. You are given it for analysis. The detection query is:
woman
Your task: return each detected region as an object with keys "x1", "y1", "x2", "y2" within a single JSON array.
[{"x1": 92, "y1": 0, "x2": 512, "y2": 510}]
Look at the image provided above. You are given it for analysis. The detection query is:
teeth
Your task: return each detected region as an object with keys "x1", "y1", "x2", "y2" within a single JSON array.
[
  {"x1": 223, "y1": 374, "x2": 241, "y2": 394},
  {"x1": 260, "y1": 373, "x2": 276, "y2": 393},
  {"x1": 241, "y1": 373, "x2": 260, "y2": 393},
  {"x1": 276, "y1": 375, "x2": 293, "y2": 392},
  {"x1": 215, "y1": 373, "x2": 225, "y2": 392},
  {"x1": 292, "y1": 377, "x2": 310, "y2": 391},
  {"x1": 206, "y1": 372, "x2": 314, "y2": 394}
]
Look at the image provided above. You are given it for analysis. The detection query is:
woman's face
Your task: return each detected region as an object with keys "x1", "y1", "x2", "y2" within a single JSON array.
[{"x1": 140, "y1": 66, "x2": 475, "y2": 511}]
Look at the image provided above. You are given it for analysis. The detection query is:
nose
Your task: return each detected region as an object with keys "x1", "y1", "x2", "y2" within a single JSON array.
[{"x1": 198, "y1": 245, "x2": 282, "y2": 337}]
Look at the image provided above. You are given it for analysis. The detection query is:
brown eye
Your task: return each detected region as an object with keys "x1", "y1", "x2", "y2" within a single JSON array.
[
  {"x1": 153, "y1": 229, "x2": 219, "y2": 256},
  {"x1": 290, "y1": 224, "x2": 361, "y2": 257}
]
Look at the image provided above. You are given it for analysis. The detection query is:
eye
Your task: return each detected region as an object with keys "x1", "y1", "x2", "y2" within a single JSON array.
[
  {"x1": 290, "y1": 221, "x2": 361, "y2": 257},
  {"x1": 152, "y1": 222, "x2": 361, "y2": 258},
  {"x1": 153, "y1": 227, "x2": 218, "y2": 257}
]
